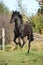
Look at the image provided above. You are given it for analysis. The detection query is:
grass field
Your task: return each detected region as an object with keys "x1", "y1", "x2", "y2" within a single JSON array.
[{"x1": 0, "y1": 40, "x2": 43, "y2": 65}]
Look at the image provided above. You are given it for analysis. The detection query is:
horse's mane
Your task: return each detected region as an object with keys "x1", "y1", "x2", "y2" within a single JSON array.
[{"x1": 12, "y1": 11, "x2": 23, "y2": 24}]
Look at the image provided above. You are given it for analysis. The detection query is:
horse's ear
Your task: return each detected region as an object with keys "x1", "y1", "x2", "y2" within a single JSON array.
[
  {"x1": 18, "y1": 12, "x2": 20, "y2": 14},
  {"x1": 19, "y1": 14, "x2": 22, "y2": 19},
  {"x1": 12, "y1": 11, "x2": 14, "y2": 14}
]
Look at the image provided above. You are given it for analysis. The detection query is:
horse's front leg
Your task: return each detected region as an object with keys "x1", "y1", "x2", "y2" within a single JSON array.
[{"x1": 13, "y1": 36, "x2": 19, "y2": 45}]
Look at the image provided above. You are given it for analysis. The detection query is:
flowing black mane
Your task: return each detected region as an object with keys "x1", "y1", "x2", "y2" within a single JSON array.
[{"x1": 11, "y1": 11, "x2": 23, "y2": 24}]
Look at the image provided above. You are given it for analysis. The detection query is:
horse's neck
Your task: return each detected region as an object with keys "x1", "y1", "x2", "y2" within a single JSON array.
[
  {"x1": 15, "y1": 22, "x2": 18, "y2": 30},
  {"x1": 15, "y1": 22, "x2": 24, "y2": 33}
]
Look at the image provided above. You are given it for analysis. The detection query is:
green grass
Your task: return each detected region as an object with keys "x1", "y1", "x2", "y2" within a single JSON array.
[
  {"x1": 0, "y1": 49, "x2": 43, "y2": 65},
  {"x1": 0, "y1": 41, "x2": 43, "y2": 65}
]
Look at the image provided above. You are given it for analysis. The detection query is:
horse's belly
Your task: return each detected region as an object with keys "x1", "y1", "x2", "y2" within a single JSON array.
[{"x1": 24, "y1": 26, "x2": 30, "y2": 35}]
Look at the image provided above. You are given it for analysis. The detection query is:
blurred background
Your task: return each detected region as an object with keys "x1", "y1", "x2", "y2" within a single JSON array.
[
  {"x1": 0, "y1": 0, "x2": 43, "y2": 48},
  {"x1": 0, "y1": 0, "x2": 43, "y2": 65}
]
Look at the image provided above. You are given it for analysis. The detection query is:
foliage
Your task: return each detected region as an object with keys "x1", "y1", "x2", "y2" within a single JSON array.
[
  {"x1": 18, "y1": 0, "x2": 28, "y2": 18},
  {"x1": 38, "y1": 7, "x2": 43, "y2": 15},
  {"x1": 29, "y1": 14, "x2": 43, "y2": 33},
  {"x1": 0, "y1": 2, "x2": 10, "y2": 16},
  {"x1": 0, "y1": 2, "x2": 12, "y2": 44}
]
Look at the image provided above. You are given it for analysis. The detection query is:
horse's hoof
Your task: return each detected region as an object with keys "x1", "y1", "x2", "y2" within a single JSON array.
[
  {"x1": 21, "y1": 44, "x2": 24, "y2": 48},
  {"x1": 28, "y1": 51, "x2": 29, "y2": 53}
]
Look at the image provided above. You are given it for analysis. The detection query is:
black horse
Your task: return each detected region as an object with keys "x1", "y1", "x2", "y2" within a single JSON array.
[{"x1": 10, "y1": 11, "x2": 34, "y2": 53}]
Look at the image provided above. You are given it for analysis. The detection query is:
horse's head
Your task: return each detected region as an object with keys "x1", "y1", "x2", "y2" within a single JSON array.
[{"x1": 10, "y1": 11, "x2": 22, "y2": 24}]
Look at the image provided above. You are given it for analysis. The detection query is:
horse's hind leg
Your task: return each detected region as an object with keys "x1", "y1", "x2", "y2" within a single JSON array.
[
  {"x1": 21, "y1": 38, "x2": 25, "y2": 48},
  {"x1": 18, "y1": 37, "x2": 22, "y2": 47},
  {"x1": 27, "y1": 36, "x2": 31, "y2": 53}
]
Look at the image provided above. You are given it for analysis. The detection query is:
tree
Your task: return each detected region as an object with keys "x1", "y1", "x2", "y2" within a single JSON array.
[
  {"x1": 30, "y1": 14, "x2": 43, "y2": 33},
  {"x1": 0, "y1": 1, "x2": 10, "y2": 16},
  {"x1": 0, "y1": 2, "x2": 12, "y2": 44},
  {"x1": 17, "y1": 0, "x2": 29, "y2": 23},
  {"x1": 38, "y1": 7, "x2": 43, "y2": 15}
]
